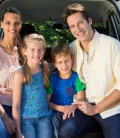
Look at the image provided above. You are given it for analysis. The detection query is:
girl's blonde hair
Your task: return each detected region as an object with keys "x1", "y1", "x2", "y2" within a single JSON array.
[{"x1": 20, "y1": 33, "x2": 49, "y2": 88}]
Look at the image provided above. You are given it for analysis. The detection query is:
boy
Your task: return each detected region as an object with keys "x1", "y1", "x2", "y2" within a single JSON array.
[{"x1": 46, "y1": 44, "x2": 85, "y2": 138}]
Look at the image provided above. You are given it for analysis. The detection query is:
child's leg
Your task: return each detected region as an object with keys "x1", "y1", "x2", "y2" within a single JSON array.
[
  {"x1": 21, "y1": 118, "x2": 36, "y2": 138},
  {"x1": 37, "y1": 116, "x2": 53, "y2": 138},
  {"x1": 59, "y1": 109, "x2": 94, "y2": 138},
  {"x1": 52, "y1": 111, "x2": 63, "y2": 138}
]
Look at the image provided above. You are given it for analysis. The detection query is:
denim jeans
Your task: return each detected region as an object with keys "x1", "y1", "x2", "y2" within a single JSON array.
[
  {"x1": 59, "y1": 109, "x2": 120, "y2": 138},
  {"x1": 2, "y1": 105, "x2": 16, "y2": 138},
  {"x1": 94, "y1": 113, "x2": 120, "y2": 138},
  {"x1": 21, "y1": 116, "x2": 54, "y2": 138},
  {"x1": 0, "y1": 118, "x2": 6, "y2": 138},
  {"x1": 52, "y1": 111, "x2": 63, "y2": 138},
  {"x1": 58, "y1": 109, "x2": 94, "y2": 138}
]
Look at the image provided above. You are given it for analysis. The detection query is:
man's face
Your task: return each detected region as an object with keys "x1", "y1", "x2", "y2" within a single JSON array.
[{"x1": 67, "y1": 12, "x2": 93, "y2": 44}]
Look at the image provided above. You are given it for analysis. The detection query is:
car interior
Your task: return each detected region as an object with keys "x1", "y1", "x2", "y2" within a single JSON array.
[{"x1": 0, "y1": 0, "x2": 120, "y2": 138}]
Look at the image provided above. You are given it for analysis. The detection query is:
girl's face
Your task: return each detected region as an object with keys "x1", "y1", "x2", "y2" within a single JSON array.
[
  {"x1": 1, "y1": 13, "x2": 22, "y2": 39},
  {"x1": 54, "y1": 54, "x2": 73, "y2": 76},
  {"x1": 23, "y1": 41, "x2": 45, "y2": 66}
]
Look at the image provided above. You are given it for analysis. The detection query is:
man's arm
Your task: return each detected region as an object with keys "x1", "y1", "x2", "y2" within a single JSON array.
[
  {"x1": 73, "y1": 89, "x2": 120, "y2": 116},
  {"x1": 95, "y1": 89, "x2": 120, "y2": 114}
]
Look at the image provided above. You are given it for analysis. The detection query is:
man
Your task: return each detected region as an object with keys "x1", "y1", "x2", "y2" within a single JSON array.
[{"x1": 59, "y1": 3, "x2": 120, "y2": 138}]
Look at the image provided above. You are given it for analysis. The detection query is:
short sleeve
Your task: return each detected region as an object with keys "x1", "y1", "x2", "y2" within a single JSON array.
[
  {"x1": 75, "y1": 77, "x2": 86, "y2": 92},
  {"x1": 46, "y1": 81, "x2": 53, "y2": 94}
]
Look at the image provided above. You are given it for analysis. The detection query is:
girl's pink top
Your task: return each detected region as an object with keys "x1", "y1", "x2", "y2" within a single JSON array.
[{"x1": 0, "y1": 47, "x2": 21, "y2": 106}]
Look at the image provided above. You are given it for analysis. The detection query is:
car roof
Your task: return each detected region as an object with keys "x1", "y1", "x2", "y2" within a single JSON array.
[{"x1": 0, "y1": 0, "x2": 120, "y2": 23}]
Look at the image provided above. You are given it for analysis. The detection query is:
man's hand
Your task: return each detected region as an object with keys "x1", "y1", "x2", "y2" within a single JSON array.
[{"x1": 72, "y1": 101, "x2": 98, "y2": 116}]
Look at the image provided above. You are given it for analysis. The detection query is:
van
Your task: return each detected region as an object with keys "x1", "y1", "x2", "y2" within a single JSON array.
[
  {"x1": 0, "y1": 0, "x2": 120, "y2": 41},
  {"x1": 0, "y1": 0, "x2": 120, "y2": 138}
]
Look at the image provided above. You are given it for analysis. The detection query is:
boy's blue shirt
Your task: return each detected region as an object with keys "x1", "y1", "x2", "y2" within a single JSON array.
[{"x1": 46, "y1": 71, "x2": 85, "y2": 105}]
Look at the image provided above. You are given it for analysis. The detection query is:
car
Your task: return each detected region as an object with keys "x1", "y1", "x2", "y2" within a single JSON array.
[
  {"x1": 0, "y1": 0, "x2": 120, "y2": 138},
  {"x1": 0, "y1": 0, "x2": 120, "y2": 41}
]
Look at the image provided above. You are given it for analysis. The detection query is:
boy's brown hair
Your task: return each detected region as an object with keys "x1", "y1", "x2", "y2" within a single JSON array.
[{"x1": 51, "y1": 44, "x2": 73, "y2": 63}]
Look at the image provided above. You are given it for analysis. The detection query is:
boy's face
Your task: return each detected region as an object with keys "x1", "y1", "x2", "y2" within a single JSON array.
[
  {"x1": 67, "y1": 12, "x2": 93, "y2": 45},
  {"x1": 54, "y1": 54, "x2": 73, "y2": 76}
]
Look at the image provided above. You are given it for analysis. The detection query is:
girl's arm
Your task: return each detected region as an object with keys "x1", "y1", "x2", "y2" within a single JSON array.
[{"x1": 12, "y1": 70, "x2": 23, "y2": 138}]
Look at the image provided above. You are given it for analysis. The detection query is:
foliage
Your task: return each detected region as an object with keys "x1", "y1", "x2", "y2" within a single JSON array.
[{"x1": 26, "y1": 21, "x2": 75, "y2": 47}]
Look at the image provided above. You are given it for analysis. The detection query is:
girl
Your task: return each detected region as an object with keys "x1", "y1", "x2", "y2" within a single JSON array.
[
  {"x1": 12, "y1": 34, "x2": 53, "y2": 138},
  {"x1": 0, "y1": 7, "x2": 22, "y2": 138}
]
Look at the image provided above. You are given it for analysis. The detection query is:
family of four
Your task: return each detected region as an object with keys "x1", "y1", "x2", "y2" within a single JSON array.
[{"x1": 0, "y1": 2, "x2": 120, "y2": 138}]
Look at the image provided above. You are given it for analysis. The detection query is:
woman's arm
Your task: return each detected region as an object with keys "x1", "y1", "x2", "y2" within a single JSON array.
[
  {"x1": 0, "y1": 104, "x2": 5, "y2": 117},
  {"x1": 12, "y1": 70, "x2": 23, "y2": 137}
]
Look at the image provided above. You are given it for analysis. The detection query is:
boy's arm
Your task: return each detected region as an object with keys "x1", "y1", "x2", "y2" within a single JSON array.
[
  {"x1": 46, "y1": 80, "x2": 69, "y2": 113},
  {"x1": 74, "y1": 90, "x2": 85, "y2": 102},
  {"x1": 12, "y1": 70, "x2": 23, "y2": 137},
  {"x1": 74, "y1": 74, "x2": 86, "y2": 102},
  {"x1": 48, "y1": 101, "x2": 69, "y2": 113},
  {"x1": 47, "y1": 94, "x2": 68, "y2": 113},
  {"x1": 46, "y1": 94, "x2": 51, "y2": 102}
]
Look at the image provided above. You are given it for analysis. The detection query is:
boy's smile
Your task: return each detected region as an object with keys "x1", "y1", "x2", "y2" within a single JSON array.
[{"x1": 54, "y1": 54, "x2": 73, "y2": 78}]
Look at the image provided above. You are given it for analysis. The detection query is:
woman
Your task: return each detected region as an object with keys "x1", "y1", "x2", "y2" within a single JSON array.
[{"x1": 0, "y1": 7, "x2": 22, "y2": 138}]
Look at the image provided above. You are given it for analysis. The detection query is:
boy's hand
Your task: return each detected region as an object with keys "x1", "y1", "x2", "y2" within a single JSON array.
[{"x1": 63, "y1": 104, "x2": 77, "y2": 120}]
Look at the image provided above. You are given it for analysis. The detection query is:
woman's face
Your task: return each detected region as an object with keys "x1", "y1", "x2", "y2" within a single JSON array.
[{"x1": 1, "y1": 13, "x2": 22, "y2": 39}]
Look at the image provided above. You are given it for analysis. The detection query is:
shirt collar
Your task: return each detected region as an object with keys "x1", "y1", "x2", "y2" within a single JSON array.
[
  {"x1": 89, "y1": 30, "x2": 100, "y2": 51},
  {"x1": 77, "y1": 30, "x2": 100, "y2": 51}
]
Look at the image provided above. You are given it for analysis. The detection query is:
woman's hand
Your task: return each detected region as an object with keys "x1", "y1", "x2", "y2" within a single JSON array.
[{"x1": 1, "y1": 113, "x2": 16, "y2": 134}]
